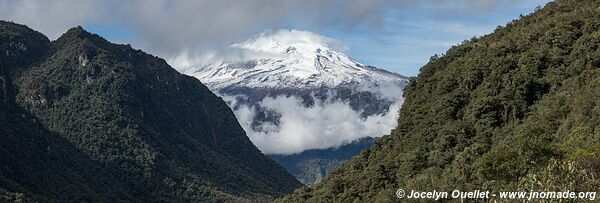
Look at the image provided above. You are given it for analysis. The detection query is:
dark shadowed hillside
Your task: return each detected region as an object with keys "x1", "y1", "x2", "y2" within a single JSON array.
[
  {"x1": 282, "y1": 0, "x2": 600, "y2": 201},
  {"x1": 0, "y1": 74, "x2": 134, "y2": 202},
  {"x1": 270, "y1": 137, "x2": 378, "y2": 185},
  {"x1": 0, "y1": 21, "x2": 301, "y2": 202}
]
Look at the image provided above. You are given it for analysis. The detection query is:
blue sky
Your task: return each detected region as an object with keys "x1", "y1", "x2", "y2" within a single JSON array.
[
  {"x1": 317, "y1": 1, "x2": 551, "y2": 76},
  {"x1": 2, "y1": 0, "x2": 552, "y2": 76}
]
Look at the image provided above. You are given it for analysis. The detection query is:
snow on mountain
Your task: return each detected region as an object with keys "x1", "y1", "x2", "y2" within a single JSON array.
[
  {"x1": 172, "y1": 29, "x2": 408, "y2": 154},
  {"x1": 180, "y1": 29, "x2": 407, "y2": 90}
]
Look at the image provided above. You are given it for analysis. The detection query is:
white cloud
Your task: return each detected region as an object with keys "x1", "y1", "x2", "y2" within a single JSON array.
[
  {"x1": 0, "y1": 0, "x2": 541, "y2": 58},
  {"x1": 230, "y1": 29, "x2": 349, "y2": 53},
  {"x1": 0, "y1": 0, "x2": 100, "y2": 39},
  {"x1": 224, "y1": 90, "x2": 403, "y2": 155},
  {"x1": 170, "y1": 29, "x2": 349, "y2": 75}
]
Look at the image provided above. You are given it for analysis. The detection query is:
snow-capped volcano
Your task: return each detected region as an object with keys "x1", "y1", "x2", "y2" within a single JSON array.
[
  {"x1": 174, "y1": 29, "x2": 408, "y2": 155},
  {"x1": 182, "y1": 30, "x2": 406, "y2": 89}
]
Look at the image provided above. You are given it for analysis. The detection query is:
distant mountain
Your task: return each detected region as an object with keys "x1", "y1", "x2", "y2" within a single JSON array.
[
  {"x1": 281, "y1": 1, "x2": 600, "y2": 202},
  {"x1": 181, "y1": 30, "x2": 407, "y2": 185},
  {"x1": 187, "y1": 30, "x2": 406, "y2": 90},
  {"x1": 270, "y1": 137, "x2": 378, "y2": 185},
  {"x1": 182, "y1": 30, "x2": 407, "y2": 154},
  {"x1": 0, "y1": 21, "x2": 301, "y2": 202}
]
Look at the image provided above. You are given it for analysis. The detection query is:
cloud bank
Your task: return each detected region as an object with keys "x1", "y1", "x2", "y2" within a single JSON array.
[
  {"x1": 224, "y1": 90, "x2": 403, "y2": 155},
  {"x1": 0, "y1": 0, "x2": 527, "y2": 58}
]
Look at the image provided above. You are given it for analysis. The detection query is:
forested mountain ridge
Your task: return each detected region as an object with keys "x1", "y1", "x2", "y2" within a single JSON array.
[
  {"x1": 281, "y1": 0, "x2": 600, "y2": 201},
  {"x1": 0, "y1": 21, "x2": 301, "y2": 202},
  {"x1": 1, "y1": 23, "x2": 129, "y2": 201}
]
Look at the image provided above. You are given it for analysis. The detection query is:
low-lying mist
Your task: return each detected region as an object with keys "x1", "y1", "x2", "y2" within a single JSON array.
[{"x1": 223, "y1": 89, "x2": 403, "y2": 155}]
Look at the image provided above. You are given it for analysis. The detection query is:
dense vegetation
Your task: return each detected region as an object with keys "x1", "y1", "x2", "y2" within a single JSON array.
[
  {"x1": 0, "y1": 21, "x2": 301, "y2": 202},
  {"x1": 1, "y1": 25, "x2": 127, "y2": 201},
  {"x1": 0, "y1": 83, "x2": 132, "y2": 202},
  {"x1": 270, "y1": 137, "x2": 377, "y2": 185},
  {"x1": 282, "y1": 0, "x2": 600, "y2": 201}
]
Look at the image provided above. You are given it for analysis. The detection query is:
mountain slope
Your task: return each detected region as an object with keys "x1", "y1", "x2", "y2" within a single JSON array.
[
  {"x1": 282, "y1": 1, "x2": 600, "y2": 201},
  {"x1": 0, "y1": 83, "x2": 133, "y2": 202},
  {"x1": 1, "y1": 23, "x2": 132, "y2": 202},
  {"x1": 270, "y1": 137, "x2": 378, "y2": 185},
  {"x1": 1, "y1": 21, "x2": 301, "y2": 202}
]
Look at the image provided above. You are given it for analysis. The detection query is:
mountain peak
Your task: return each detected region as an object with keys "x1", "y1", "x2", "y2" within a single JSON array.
[
  {"x1": 62, "y1": 26, "x2": 91, "y2": 38},
  {"x1": 230, "y1": 29, "x2": 338, "y2": 56},
  {"x1": 183, "y1": 29, "x2": 407, "y2": 89},
  {"x1": 55, "y1": 26, "x2": 105, "y2": 47}
]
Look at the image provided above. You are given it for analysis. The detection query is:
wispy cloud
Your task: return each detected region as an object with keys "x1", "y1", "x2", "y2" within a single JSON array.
[{"x1": 0, "y1": 0, "x2": 548, "y2": 60}]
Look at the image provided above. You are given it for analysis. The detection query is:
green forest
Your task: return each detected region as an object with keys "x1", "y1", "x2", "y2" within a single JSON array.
[
  {"x1": 2, "y1": 0, "x2": 600, "y2": 202},
  {"x1": 281, "y1": 0, "x2": 600, "y2": 201},
  {"x1": 0, "y1": 22, "x2": 301, "y2": 202}
]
